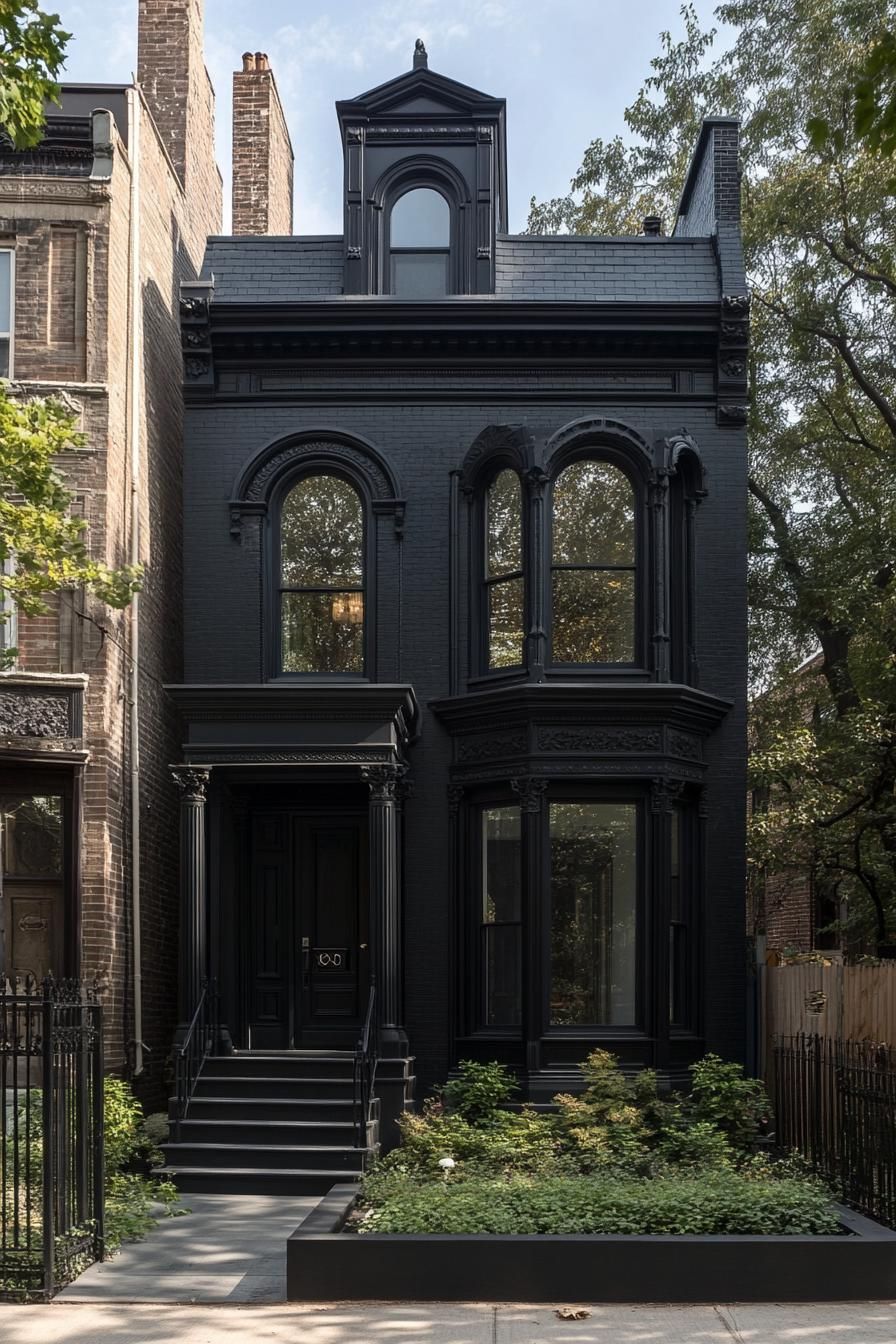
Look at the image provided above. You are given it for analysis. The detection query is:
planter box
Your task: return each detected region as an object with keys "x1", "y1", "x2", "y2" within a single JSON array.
[{"x1": 287, "y1": 1183, "x2": 896, "y2": 1303}]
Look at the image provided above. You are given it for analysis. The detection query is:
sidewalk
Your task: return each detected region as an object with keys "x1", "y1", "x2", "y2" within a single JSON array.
[{"x1": 3, "y1": 1302, "x2": 896, "y2": 1344}]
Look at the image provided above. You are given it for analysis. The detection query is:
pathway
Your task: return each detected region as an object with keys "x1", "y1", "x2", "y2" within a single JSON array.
[{"x1": 57, "y1": 1193, "x2": 319, "y2": 1303}]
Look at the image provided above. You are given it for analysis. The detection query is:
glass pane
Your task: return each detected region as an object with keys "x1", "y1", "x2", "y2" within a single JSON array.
[
  {"x1": 484, "y1": 924, "x2": 521, "y2": 1027},
  {"x1": 489, "y1": 577, "x2": 524, "y2": 669},
  {"x1": 0, "y1": 252, "x2": 12, "y2": 331},
  {"x1": 487, "y1": 470, "x2": 522, "y2": 577},
  {"x1": 482, "y1": 807, "x2": 521, "y2": 923},
  {"x1": 390, "y1": 188, "x2": 450, "y2": 247},
  {"x1": 281, "y1": 475, "x2": 363, "y2": 587},
  {"x1": 549, "y1": 802, "x2": 637, "y2": 1026},
  {"x1": 552, "y1": 569, "x2": 635, "y2": 663},
  {"x1": 552, "y1": 460, "x2": 635, "y2": 565},
  {"x1": 482, "y1": 807, "x2": 521, "y2": 1027},
  {"x1": 0, "y1": 795, "x2": 63, "y2": 878},
  {"x1": 282, "y1": 591, "x2": 364, "y2": 674},
  {"x1": 0, "y1": 337, "x2": 9, "y2": 378},
  {"x1": 390, "y1": 251, "x2": 449, "y2": 298}
]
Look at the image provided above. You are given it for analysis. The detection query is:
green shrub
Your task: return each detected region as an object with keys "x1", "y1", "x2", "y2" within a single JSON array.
[
  {"x1": 687, "y1": 1054, "x2": 770, "y2": 1149},
  {"x1": 103, "y1": 1078, "x2": 144, "y2": 1174},
  {"x1": 442, "y1": 1060, "x2": 517, "y2": 1125},
  {"x1": 359, "y1": 1170, "x2": 838, "y2": 1237},
  {"x1": 376, "y1": 1099, "x2": 559, "y2": 1178}
]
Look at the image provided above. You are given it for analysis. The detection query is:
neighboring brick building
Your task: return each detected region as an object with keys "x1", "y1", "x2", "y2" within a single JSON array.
[{"x1": 0, "y1": 0, "x2": 221, "y2": 1103}]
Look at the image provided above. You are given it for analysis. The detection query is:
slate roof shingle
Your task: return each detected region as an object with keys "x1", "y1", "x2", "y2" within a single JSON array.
[{"x1": 201, "y1": 233, "x2": 719, "y2": 304}]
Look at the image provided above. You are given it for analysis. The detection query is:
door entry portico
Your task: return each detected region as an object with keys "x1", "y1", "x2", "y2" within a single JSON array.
[{"x1": 248, "y1": 809, "x2": 369, "y2": 1049}]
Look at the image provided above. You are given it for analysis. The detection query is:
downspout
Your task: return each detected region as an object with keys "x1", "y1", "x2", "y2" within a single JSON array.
[{"x1": 126, "y1": 85, "x2": 144, "y2": 1077}]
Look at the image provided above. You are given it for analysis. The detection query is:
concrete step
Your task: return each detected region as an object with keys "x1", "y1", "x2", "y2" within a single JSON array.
[
  {"x1": 173, "y1": 1096, "x2": 358, "y2": 1123},
  {"x1": 174, "y1": 1118, "x2": 360, "y2": 1146},
  {"x1": 208, "y1": 1053, "x2": 356, "y2": 1079},
  {"x1": 156, "y1": 1166, "x2": 360, "y2": 1197},
  {"x1": 193, "y1": 1075, "x2": 355, "y2": 1100},
  {"x1": 160, "y1": 1142, "x2": 367, "y2": 1172}
]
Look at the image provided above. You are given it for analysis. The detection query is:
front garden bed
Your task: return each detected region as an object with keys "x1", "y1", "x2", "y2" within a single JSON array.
[
  {"x1": 286, "y1": 1183, "x2": 896, "y2": 1302},
  {"x1": 286, "y1": 1053, "x2": 896, "y2": 1303}
]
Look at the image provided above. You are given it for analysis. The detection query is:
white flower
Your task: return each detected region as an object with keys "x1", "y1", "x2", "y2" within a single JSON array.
[{"x1": 437, "y1": 1156, "x2": 456, "y2": 1170}]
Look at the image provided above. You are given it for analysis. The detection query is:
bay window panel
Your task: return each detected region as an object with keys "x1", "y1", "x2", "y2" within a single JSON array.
[
  {"x1": 549, "y1": 802, "x2": 637, "y2": 1026},
  {"x1": 488, "y1": 576, "x2": 524, "y2": 669},
  {"x1": 551, "y1": 569, "x2": 635, "y2": 663},
  {"x1": 487, "y1": 470, "x2": 522, "y2": 576},
  {"x1": 552, "y1": 461, "x2": 634, "y2": 566},
  {"x1": 281, "y1": 591, "x2": 364, "y2": 674},
  {"x1": 481, "y1": 807, "x2": 521, "y2": 1027}
]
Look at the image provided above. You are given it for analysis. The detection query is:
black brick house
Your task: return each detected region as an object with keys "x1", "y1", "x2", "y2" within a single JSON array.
[{"x1": 162, "y1": 49, "x2": 749, "y2": 1189}]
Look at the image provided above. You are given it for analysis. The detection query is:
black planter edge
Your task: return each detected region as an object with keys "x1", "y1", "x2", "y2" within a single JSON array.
[{"x1": 286, "y1": 1184, "x2": 896, "y2": 1303}]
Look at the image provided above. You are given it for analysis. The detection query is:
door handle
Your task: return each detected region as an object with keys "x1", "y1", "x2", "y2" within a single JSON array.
[
  {"x1": 302, "y1": 937, "x2": 310, "y2": 985},
  {"x1": 359, "y1": 943, "x2": 368, "y2": 951}
]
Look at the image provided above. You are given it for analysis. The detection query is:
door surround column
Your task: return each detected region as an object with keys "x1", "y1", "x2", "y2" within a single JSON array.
[
  {"x1": 171, "y1": 766, "x2": 210, "y2": 1034},
  {"x1": 362, "y1": 762, "x2": 408, "y2": 1052}
]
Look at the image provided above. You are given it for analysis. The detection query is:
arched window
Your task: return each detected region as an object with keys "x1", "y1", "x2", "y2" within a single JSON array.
[
  {"x1": 550, "y1": 460, "x2": 636, "y2": 664},
  {"x1": 389, "y1": 187, "x2": 450, "y2": 297},
  {"x1": 279, "y1": 473, "x2": 365, "y2": 674},
  {"x1": 484, "y1": 469, "x2": 524, "y2": 669}
]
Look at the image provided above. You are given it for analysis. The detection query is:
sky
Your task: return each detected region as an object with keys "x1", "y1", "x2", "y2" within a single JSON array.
[{"x1": 54, "y1": 0, "x2": 726, "y2": 235}]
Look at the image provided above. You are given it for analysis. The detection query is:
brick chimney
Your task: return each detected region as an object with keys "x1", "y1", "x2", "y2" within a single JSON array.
[
  {"x1": 137, "y1": 0, "x2": 215, "y2": 192},
  {"x1": 232, "y1": 52, "x2": 294, "y2": 235}
]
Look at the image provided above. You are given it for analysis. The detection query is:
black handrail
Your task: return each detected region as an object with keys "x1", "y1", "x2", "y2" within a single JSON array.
[
  {"x1": 353, "y1": 978, "x2": 378, "y2": 1151},
  {"x1": 173, "y1": 979, "x2": 219, "y2": 1142}
]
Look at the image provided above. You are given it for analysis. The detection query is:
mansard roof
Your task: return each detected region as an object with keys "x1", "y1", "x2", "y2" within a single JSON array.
[{"x1": 201, "y1": 233, "x2": 721, "y2": 305}]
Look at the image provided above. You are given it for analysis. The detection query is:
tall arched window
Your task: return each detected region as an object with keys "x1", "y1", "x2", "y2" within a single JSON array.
[
  {"x1": 550, "y1": 460, "x2": 636, "y2": 664},
  {"x1": 485, "y1": 469, "x2": 524, "y2": 669},
  {"x1": 279, "y1": 473, "x2": 365, "y2": 674},
  {"x1": 389, "y1": 187, "x2": 450, "y2": 297}
]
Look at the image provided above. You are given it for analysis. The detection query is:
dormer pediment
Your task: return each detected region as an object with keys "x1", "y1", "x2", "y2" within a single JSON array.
[{"x1": 338, "y1": 48, "x2": 507, "y2": 298}]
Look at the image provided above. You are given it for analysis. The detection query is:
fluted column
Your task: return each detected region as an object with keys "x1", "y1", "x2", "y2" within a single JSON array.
[
  {"x1": 171, "y1": 766, "x2": 210, "y2": 1030},
  {"x1": 362, "y1": 763, "x2": 408, "y2": 1051}
]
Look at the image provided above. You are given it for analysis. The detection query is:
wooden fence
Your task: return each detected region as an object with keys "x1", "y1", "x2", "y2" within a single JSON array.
[{"x1": 764, "y1": 961, "x2": 896, "y2": 1051}]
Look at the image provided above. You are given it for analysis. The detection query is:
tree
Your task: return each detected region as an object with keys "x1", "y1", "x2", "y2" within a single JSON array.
[
  {"x1": 0, "y1": 1, "x2": 69, "y2": 149},
  {"x1": 0, "y1": 385, "x2": 141, "y2": 667},
  {"x1": 527, "y1": 1, "x2": 896, "y2": 947}
]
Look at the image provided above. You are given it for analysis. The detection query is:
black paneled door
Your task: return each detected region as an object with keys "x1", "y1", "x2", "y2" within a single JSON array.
[{"x1": 248, "y1": 810, "x2": 369, "y2": 1048}]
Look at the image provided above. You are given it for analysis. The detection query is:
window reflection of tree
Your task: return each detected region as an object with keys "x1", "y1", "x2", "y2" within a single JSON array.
[
  {"x1": 481, "y1": 807, "x2": 522, "y2": 1027},
  {"x1": 551, "y1": 461, "x2": 636, "y2": 664},
  {"x1": 486, "y1": 470, "x2": 524, "y2": 669},
  {"x1": 549, "y1": 803, "x2": 636, "y2": 1026},
  {"x1": 0, "y1": 795, "x2": 63, "y2": 877},
  {"x1": 279, "y1": 474, "x2": 365, "y2": 673}
]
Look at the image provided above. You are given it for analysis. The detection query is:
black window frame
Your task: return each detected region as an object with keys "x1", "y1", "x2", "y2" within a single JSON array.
[
  {"x1": 270, "y1": 467, "x2": 372, "y2": 681},
  {"x1": 383, "y1": 179, "x2": 458, "y2": 297}
]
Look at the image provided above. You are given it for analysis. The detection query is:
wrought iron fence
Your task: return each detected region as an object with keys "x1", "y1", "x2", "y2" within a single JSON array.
[
  {"x1": 1, "y1": 975, "x2": 104, "y2": 1300},
  {"x1": 773, "y1": 1033, "x2": 896, "y2": 1228}
]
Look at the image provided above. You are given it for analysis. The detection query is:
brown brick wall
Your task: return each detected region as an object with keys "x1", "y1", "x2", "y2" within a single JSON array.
[
  {"x1": 232, "y1": 53, "x2": 294, "y2": 235},
  {"x1": 3, "y1": 0, "x2": 221, "y2": 1107}
]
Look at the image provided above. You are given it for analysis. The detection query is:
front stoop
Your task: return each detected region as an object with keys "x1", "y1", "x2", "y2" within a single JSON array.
[{"x1": 158, "y1": 1052, "x2": 378, "y2": 1195}]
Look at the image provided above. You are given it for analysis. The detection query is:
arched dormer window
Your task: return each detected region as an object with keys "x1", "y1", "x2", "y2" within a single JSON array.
[
  {"x1": 550, "y1": 459, "x2": 636, "y2": 665},
  {"x1": 278, "y1": 473, "x2": 365, "y2": 674},
  {"x1": 389, "y1": 187, "x2": 451, "y2": 297},
  {"x1": 485, "y1": 468, "x2": 524, "y2": 669}
]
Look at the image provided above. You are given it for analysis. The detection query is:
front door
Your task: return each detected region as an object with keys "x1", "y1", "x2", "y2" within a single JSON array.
[{"x1": 247, "y1": 809, "x2": 369, "y2": 1048}]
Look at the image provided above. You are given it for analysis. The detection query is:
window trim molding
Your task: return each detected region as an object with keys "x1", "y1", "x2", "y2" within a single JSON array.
[
  {"x1": 372, "y1": 156, "x2": 471, "y2": 296},
  {"x1": 229, "y1": 430, "x2": 403, "y2": 682}
]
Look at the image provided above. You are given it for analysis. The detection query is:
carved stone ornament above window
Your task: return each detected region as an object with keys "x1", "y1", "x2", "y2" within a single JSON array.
[
  {"x1": 0, "y1": 691, "x2": 69, "y2": 739},
  {"x1": 229, "y1": 432, "x2": 405, "y2": 541}
]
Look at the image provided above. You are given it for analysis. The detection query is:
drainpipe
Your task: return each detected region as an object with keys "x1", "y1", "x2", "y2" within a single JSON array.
[{"x1": 126, "y1": 85, "x2": 144, "y2": 1077}]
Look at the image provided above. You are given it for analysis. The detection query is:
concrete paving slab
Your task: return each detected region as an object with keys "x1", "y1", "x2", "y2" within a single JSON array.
[
  {"x1": 496, "y1": 1303, "x2": 730, "y2": 1343},
  {"x1": 56, "y1": 1192, "x2": 318, "y2": 1304},
  {"x1": 716, "y1": 1302, "x2": 896, "y2": 1342}
]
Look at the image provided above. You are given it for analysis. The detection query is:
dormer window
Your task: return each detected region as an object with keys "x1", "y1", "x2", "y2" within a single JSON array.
[{"x1": 389, "y1": 187, "x2": 451, "y2": 297}]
